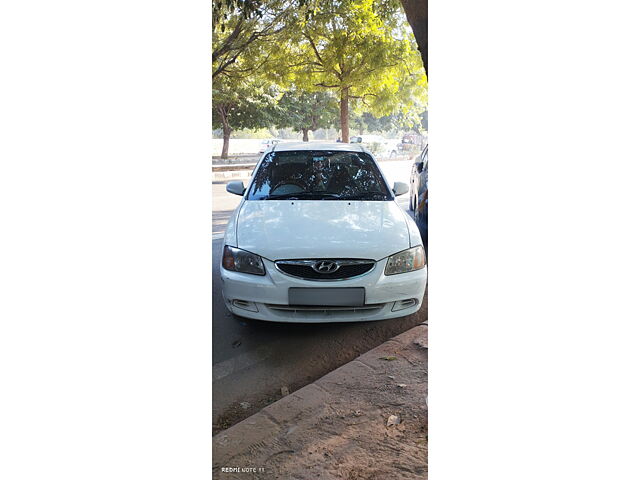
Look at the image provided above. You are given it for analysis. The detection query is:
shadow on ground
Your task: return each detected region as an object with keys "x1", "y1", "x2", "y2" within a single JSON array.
[{"x1": 213, "y1": 292, "x2": 427, "y2": 435}]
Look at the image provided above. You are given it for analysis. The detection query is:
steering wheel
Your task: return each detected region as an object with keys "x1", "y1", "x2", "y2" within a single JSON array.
[{"x1": 270, "y1": 180, "x2": 306, "y2": 195}]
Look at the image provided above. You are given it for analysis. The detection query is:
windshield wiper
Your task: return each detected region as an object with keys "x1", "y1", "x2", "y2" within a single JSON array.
[
  {"x1": 264, "y1": 191, "x2": 341, "y2": 200},
  {"x1": 342, "y1": 192, "x2": 389, "y2": 200},
  {"x1": 263, "y1": 193, "x2": 305, "y2": 200}
]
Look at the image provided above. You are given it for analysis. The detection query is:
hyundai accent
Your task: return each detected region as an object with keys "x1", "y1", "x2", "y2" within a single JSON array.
[{"x1": 220, "y1": 142, "x2": 427, "y2": 322}]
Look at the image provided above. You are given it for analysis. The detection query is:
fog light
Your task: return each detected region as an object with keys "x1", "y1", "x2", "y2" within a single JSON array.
[
  {"x1": 392, "y1": 298, "x2": 418, "y2": 312},
  {"x1": 232, "y1": 300, "x2": 259, "y2": 312}
]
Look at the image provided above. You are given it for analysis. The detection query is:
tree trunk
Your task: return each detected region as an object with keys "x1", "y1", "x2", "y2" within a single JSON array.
[
  {"x1": 221, "y1": 126, "x2": 231, "y2": 159},
  {"x1": 217, "y1": 105, "x2": 232, "y2": 159},
  {"x1": 302, "y1": 128, "x2": 309, "y2": 142},
  {"x1": 340, "y1": 87, "x2": 349, "y2": 143},
  {"x1": 399, "y1": 0, "x2": 427, "y2": 75}
]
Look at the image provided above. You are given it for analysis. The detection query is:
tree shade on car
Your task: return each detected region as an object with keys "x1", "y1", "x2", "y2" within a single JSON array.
[{"x1": 247, "y1": 150, "x2": 392, "y2": 201}]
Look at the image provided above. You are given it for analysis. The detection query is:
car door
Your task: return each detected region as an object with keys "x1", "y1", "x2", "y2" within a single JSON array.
[{"x1": 414, "y1": 147, "x2": 428, "y2": 245}]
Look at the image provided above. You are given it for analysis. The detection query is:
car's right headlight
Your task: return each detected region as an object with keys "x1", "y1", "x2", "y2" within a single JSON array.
[
  {"x1": 222, "y1": 245, "x2": 265, "y2": 276},
  {"x1": 385, "y1": 246, "x2": 426, "y2": 275}
]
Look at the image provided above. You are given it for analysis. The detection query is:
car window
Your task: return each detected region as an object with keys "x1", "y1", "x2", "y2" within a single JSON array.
[{"x1": 246, "y1": 150, "x2": 393, "y2": 201}]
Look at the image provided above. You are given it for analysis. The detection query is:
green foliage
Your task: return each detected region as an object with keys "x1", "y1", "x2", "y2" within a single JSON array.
[
  {"x1": 278, "y1": 0, "x2": 427, "y2": 138},
  {"x1": 213, "y1": 0, "x2": 263, "y2": 31},
  {"x1": 229, "y1": 128, "x2": 273, "y2": 139},
  {"x1": 273, "y1": 90, "x2": 338, "y2": 133},
  {"x1": 212, "y1": 75, "x2": 279, "y2": 132},
  {"x1": 212, "y1": 0, "x2": 429, "y2": 77},
  {"x1": 212, "y1": 1, "x2": 295, "y2": 80},
  {"x1": 350, "y1": 108, "x2": 428, "y2": 138},
  {"x1": 213, "y1": 0, "x2": 321, "y2": 32},
  {"x1": 352, "y1": 112, "x2": 391, "y2": 133},
  {"x1": 291, "y1": 0, "x2": 400, "y2": 99},
  {"x1": 212, "y1": 3, "x2": 293, "y2": 155},
  {"x1": 212, "y1": 0, "x2": 428, "y2": 151}
]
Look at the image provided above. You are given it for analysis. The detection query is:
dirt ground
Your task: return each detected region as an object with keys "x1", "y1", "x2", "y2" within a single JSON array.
[
  {"x1": 213, "y1": 325, "x2": 428, "y2": 480},
  {"x1": 213, "y1": 291, "x2": 428, "y2": 437}
]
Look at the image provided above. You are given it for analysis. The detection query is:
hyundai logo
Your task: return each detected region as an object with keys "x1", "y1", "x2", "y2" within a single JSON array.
[{"x1": 312, "y1": 261, "x2": 340, "y2": 274}]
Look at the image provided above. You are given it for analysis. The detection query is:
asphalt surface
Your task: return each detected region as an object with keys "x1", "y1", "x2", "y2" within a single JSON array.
[{"x1": 212, "y1": 159, "x2": 426, "y2": 433}]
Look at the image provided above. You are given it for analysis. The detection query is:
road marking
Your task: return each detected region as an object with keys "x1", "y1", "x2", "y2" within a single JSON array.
[{"x1": 212, "y1": 233, "x2": 225, "y2": 240}]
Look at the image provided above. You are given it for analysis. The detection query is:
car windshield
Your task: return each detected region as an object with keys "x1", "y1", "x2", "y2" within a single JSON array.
[{"x1": 246, "y1": 150, "x2": 393, "y2": 201}]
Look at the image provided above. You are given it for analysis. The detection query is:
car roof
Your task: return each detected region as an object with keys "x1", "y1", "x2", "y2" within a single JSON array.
[{"x1": 272, "y1": 142, "x2": 365, "y2": 153}]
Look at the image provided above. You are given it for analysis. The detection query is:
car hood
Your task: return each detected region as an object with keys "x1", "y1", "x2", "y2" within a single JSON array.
[{"x1": 235, "y1": 200, "x2": 410, "y2": 261}]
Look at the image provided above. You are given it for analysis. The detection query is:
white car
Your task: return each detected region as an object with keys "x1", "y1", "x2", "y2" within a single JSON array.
[{"x1": 221, "y1": 142, "x2": 427, "y2": 323}]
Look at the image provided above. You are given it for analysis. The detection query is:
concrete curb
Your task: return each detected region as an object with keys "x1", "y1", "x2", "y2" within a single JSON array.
[
  {"x1": 213, "y1": 323, "x2": 428, "y2": 479},
  {"x1": 212, "y1": 163, "x2": 257, "y2": 171}
]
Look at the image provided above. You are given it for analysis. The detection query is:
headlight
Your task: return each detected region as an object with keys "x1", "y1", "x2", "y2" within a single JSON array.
[
  {"x1": 385, "y1": 246, "x2": 426, "y2": 275},
  {"x1": 222, "y1": 246, "x2": 265, "y2": 276}
]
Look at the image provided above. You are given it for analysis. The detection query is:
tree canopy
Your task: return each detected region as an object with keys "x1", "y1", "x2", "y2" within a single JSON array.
[
  {"x1": 274, "y1": 90, "x2": 338, "y2": 141},
  {"x1": 212, "y1": 2, "x2": 291, "y2": 156},
  {"x1": 280, "y1": 0, "x2": 426, "y2": 141},
  {"x1": 212, "y1": 0, "x2": 427, "y2": 157},
  {"x1": 213, "y1": 0, "x2": 427, "y2": 73}
]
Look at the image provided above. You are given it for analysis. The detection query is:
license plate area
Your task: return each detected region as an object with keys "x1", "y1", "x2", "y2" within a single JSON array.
[{"x1": 288, "y1": 287, "x2": 365, "y2": 307}]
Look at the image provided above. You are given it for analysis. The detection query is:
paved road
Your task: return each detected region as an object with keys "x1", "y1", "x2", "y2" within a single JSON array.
[
  {"x1": 212, "y1": 182, "x2": 243, "y2": 237},
  {"x1": 212, "y1": 159, "x2": 424, "y2": 433}
]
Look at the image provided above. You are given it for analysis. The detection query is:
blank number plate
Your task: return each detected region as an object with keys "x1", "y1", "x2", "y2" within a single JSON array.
[{"x1": 288, "y1": 287, "x2": 365, "y2": 307}]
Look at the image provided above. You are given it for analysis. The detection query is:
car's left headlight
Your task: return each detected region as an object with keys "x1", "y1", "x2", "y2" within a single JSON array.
[
  {"x1": 385, "y1": 246, "x2": 426, "y2": 275},
  {"x1": 222, "y1": 245, "x2": 265, "y2": 276}
]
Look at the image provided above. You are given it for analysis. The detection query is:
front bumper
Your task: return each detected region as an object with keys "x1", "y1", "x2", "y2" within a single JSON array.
[{"x1": 220, "y1": 259, "x2": 427, "y2": 323}]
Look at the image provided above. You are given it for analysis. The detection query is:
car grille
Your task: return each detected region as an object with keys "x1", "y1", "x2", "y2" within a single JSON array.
[
  {"x1": 265, "y1": 304, "x2": 385, "y2": 317},
  {"x1": 267, "y1": 304, "x2": 383, "y2": 312},
  {"x1": 275, "y1": 259, "x2": 376, "y2": 280}
]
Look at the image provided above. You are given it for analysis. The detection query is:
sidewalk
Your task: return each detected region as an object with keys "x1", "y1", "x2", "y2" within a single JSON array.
[{"x1": 213, "y1": 323, "x2": 428, "y2": 480}]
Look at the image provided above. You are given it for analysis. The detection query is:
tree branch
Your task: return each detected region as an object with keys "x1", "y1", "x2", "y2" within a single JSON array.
[
  {"x1": 212, "y1": 18, "x2": 245, "y2": 62},
  {"x1": 303, "y1": 32, "x2": 326, "y2": 67},
  {"x1": 212, "y1": 7, "x2": 291, "y2": 80}
]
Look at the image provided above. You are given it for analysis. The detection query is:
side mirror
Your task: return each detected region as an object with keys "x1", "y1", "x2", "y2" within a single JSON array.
[
  {"x1": 416, "y1": 161, "x2": 424, "y2": 173},
  {"x1": 393, "y1": 181, "x2": 409, "y2": 196},
  {"x1": 226, "y1": 180, "x2": 245, "y2": 196}
]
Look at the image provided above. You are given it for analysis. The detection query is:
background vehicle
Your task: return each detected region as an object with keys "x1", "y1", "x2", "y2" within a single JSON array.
[
  {"x1": 258, "y1": 139, "x2": 281, "y2": 153},
  {"x1": 409, "y1": 145, "x2": 427, "y2": 246},
  {"x1": 350, "y1": 134, "x2": 401, "y2": 158},
  {"x1": 400, "y1": 133, "x2": 425, "y2": 153}
]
